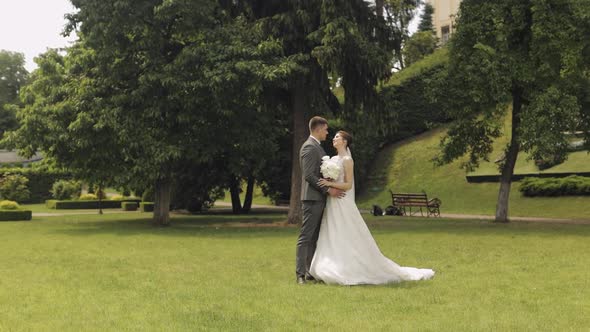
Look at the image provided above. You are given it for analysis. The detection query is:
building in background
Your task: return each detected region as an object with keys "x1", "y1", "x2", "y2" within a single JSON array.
[
  {"x1": 0, "y1": 150, "x2": 43, "y2": 167},
  {"x1": 427, "y1": 0, "x2": 461, "y2": 44}
]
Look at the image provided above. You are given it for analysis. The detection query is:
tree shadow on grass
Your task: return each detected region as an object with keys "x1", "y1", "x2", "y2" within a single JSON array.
[
  {"x1": 37, "y1": 210, "x2": 590, "y2": 238},
  {"x1": 47, "y1": 212, "x2": 590, "y2": 240},
  {"x1": 49, "y1": 213, "x2": 297, "y2": 238}
]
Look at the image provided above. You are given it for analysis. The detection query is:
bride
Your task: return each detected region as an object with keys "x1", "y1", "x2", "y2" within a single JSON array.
[{"x1": 309, "y1": 130, "x2": 435, "y2": 285}]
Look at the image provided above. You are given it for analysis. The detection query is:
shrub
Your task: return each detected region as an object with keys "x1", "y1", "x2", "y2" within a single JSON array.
[
  {"x1": 51, "y1": 180, "x2": 82, "y2": 200},
  {"x1": 0, "y1": 210, "x2": 32, "y2": 221},
  {"x1": 140, "y1": 202, "x2": 154, "y2": 212},
  {"x1": 0, "y1": 167, "x2": 71, "y2": 203},
  {"x1": 111, "y1": 195, "x2": 139, "y2": 201},
  {"x1": 122, "y1": 202, "x2": 138, "y2": 211},
  {"x1": 519, "y1": 176, "x2": 590, "y2": 197},
  {"x1": 0, "y1": 200, "x2": 20, "y2": 210},
  {"x1": 141, "y1": 188, "x2": 154, "y2": 202},
  {"x1": 0, "y1": 174, "x2": 31, "y2": 202},
  {"x1": 79, "y1": 193, "x2": 98, "y2": 200},
  {"x1": 346, "y1": 47, "x2": 451, "y2": 190}
]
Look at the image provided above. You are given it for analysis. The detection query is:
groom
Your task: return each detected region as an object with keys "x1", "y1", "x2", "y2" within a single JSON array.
[{"x1": 296, "y1": 116, "x2": 345, "y2": 284}]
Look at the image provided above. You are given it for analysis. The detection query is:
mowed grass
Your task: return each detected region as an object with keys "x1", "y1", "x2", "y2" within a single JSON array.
[
  {"x1": 357, "y1": 126, "x2": 590, "y2": 219},
  {"x1": 1, "y1": 213, "x2": 589, "y2": 331}
]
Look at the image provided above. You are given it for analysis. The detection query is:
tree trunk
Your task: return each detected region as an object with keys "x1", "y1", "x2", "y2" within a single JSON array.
[
  {"x1": 398, "y1": 15, "x2": 406, "y2": 70},
  {"x1": 242, "y1": 176, "x2": 255, "y2": 213},
  {"x1": 229, "y1": 177, "x2": 243, "y2": 214},
  {"x1": 153, "y1": 177, "x2": 172, "y2": 226},
  {"x1": 98, "y1": 184, "x2": 103, "y2": 215},
  {"x1": 495, "y1": 88, "x2": 522, "y2": 223},
  {"x1": 287, "y1": 80, "x2": 307, "y2": 224},
  {"x1": 376, "y1": 0, "x2": 384, "y2": 17}
]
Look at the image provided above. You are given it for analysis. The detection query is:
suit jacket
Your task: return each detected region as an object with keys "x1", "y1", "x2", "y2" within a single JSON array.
[{"x1": 300, "y1": 137, "x2": 329, "y2": 201}]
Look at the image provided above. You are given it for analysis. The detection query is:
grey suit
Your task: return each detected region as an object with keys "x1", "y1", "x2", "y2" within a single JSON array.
[{"x1": 296, "y1": 137, "x2": 329, "y2": 278}]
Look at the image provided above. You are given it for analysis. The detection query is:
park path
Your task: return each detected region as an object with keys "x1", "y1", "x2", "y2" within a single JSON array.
[
  {"x1": 33, "y1": 210, "x2": 139, "y2": 217},
  {"x1": 33, "y1": 202, "x2": 590, "y2": 225}
]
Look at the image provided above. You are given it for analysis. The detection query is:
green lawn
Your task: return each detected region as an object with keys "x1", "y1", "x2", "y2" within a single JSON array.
[
  {"x1": 1, "y1": 213, "x2": 589, "y2": 330},
  {"x1": 357, "y1": 126, "x2": 590, "y2": 219}
]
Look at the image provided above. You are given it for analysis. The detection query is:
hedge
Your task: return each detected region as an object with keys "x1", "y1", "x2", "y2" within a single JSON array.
[
  {"x1": 122, "y1": 202, "x2": 138, "y2": 211},
  {"x1": 519, "y1": 176, "x2": 590, "y2": 197},
  {"x1": 0, "y1": 210, "x2": 32, "y2": 221},
  {"x1": 46, "y1": 199, "x2": 141, "y2": 209},
  {"x1": 0, "y1": 167, "x2": 71, "y2": 203},
  {"x1": 467, "y1": 172, "x2": 590, "y2": 183},
  {"x1": 350, "y1": 48, "x2": 451, "y2": 190},
  {"x1": 140, "y1": 202, "x2": 154, "y2": 212}
]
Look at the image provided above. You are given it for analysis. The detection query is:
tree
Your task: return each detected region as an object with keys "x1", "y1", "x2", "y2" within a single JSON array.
[
  {"x1": 417, "y1": 3, "x2": 435, "y2": 33},
  {"x1": 0, "y1": 50, "x2": 28, "y2": 143},
  {"x1": 3, "y1": 48, "x2": 128, "y2": 214},
  {"x1": 63, "y1": 0, "x2": 288, "y2": 225},
  {"x1": 403, "y1": 30, "x2": 437, "y2": 66},
  {"x1": 227, "y1": 1, "x2": 394, "y2": 223},
  {"x1": 382, "y1": 0, "x2": 423, "y2": 70},
  {"x1": 436, "y1": 0, "x2": 590, "y2": 222}
]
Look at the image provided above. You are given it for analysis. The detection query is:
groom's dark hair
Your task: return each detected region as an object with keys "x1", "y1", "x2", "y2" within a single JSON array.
[{"x1": 309, "y1": 116, "x2": 328, "y2": 132}]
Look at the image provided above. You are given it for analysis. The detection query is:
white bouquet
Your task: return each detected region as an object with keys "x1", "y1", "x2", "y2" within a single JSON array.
[{"x1": 320, "y1": 156, "x2": 341, "y2": 180}]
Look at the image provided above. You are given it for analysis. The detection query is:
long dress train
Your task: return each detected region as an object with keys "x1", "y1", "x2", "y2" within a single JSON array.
[{"x1": 310, "y1": 155, "x2": 435, "y2": 285}]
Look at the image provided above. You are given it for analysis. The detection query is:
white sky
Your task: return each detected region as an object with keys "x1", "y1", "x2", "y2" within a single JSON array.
[
  {"x1": 0, "y1": 0, "x2": 77, "y2": 72},
  {"x1": 0, "y1": 1, "x2": 419, "y2": 73}
]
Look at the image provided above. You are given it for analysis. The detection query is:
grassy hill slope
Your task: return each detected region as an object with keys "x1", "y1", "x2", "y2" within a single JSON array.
[{"x1": 357, "y1": 126, "x2": 590, "y2": 220}]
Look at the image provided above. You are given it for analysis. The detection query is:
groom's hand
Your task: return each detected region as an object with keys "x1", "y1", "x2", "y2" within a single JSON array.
[{"x1": 328, "y1": 188, "x2": 346, "y2": 199}]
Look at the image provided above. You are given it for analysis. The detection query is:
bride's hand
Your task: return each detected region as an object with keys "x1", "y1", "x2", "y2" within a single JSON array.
[{"x1": 318, "y1": 178, "x2": 332, "y2": 187}]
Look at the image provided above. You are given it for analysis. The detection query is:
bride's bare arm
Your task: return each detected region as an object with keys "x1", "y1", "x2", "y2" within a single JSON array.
[{"x1": 318, "y1": 158, "x2": 353, "y2": 191}]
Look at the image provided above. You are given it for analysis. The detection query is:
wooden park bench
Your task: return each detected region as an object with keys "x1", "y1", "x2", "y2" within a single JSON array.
[{"x1": 389, "y1": 190, "x2": 441, "y2": 217}]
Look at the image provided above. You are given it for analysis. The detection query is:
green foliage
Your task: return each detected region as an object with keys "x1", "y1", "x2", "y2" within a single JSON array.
[
  {"x1": 140, "y1": 202, "x2": 154, "y2": 212},
  {"x1": 437, "y1": 0, "x2": 590, "y2": 170},
  {"x1": 386, "y1": 47, "x2": 449, "y2": 87},
  {"x1": 0, "y1": 173, "x2": 30, "y2": 202},
  {"x1": 519, "y1": 176, "x2": 590, "y2": 197},
  {"x1": 0, "y1": 167, "x2": 71, "y2": 203},
  {"x1": 0, "y1": 209, "x2": 31, "y2": 221},
  {"x1": 431, "y1": 0, "x2": 590, "y2": 220},
  {"x1": 170, "y1": 162, "x2": 224, "y2": 213},
  {"x1": 357, "y1": 126, "x2": 590, "y2": 219},
  {"x1": 2, "y1": 48, "x2": 126, "y2": 205},
  {"x1": 380, "y1": 0, "x2": 422, "y2": 70},
  {"x1": 79, "y1": 193, "x2": 97, "y2": 200},
  {"x1": 111, "y1": 194, "x2": 138, "y2": 201},
  {"x1": 403, "y1": 31, "x2": 438, "y2": 66},
  {"x1": 110, "y1": 194, "x2": 124, "y2": 201},
  {"x1": 349, "y1": 48, "x2": 451, "y2": 187},
  {"x1": 51, "y1": 180, "x2": 82, "y2": 200},
  {"x1": 0, "y1": 200, "x2": 19, "y2": 210},
  {"x1": 121, "y1": 202, "x2": 138, "y2": 211},
  {"x1": 0, "y1": 50, "x2": 28, "y2": 145},
  {"x1": 141, "y1": 188, "x2": 154, "y2": 203},
  {"x1": 417, "y1": 3, "x2": 435, "y2": 33}
]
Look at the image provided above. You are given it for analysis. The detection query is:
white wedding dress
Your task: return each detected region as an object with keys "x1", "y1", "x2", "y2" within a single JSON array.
[{"x1": 310, "y1": 154, "x2": 435, "y2": 285}]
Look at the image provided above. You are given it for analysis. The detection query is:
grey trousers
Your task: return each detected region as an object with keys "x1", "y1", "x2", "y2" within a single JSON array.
[{"x1": 296, "y1": 200, "x2": 326, "y2": 277}]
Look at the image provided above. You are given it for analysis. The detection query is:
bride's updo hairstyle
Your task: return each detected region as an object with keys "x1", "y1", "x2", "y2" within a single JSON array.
[{"x1": 337, "y1": 130, "x2": 353, "y2": 148}]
